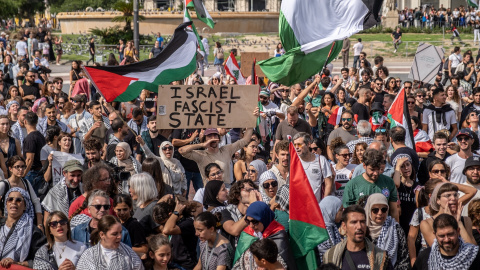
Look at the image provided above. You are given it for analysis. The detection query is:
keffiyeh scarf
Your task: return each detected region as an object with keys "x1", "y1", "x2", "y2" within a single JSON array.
[
  {"x1": 0, "y1": 187, "x2": 34, "y2": 262},
  {"x1": 428, "y1": 238, "x2": 479, "y2": 270},
  {"x1": 375, "y1": 216, "x2": 399, "y2": 266},
  {"x1": 76, "y1": 242, "x2": 143, "y2": 270}
]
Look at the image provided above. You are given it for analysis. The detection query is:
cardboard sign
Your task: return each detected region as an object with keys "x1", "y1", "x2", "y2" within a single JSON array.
[
  {"x1": 156, "y1": 85, "x2": 259, "y2": 129},
  {"x1": 51, "y1": 151, "x2": 84, "y2": 186},
  {"x1": 240, "y1": 52, "x2": 270, "y2": 77},
  {"x1": 408, "y1": 43, "x2": 444, "y2": 84}
]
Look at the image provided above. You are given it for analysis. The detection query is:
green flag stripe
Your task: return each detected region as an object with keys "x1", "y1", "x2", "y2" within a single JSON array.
[
  {"x1": 114, "y1": 55, "x2": 197, "y2": 102},
  {"x1": 279, "y1": 11, "x2": 300, "y2": 52},
  {"x1": 289, "y1": 219, "x2": 329, "y2": 258},
  {"x1": 233, "y1": 232, "x2": 257, "y2": 266}
]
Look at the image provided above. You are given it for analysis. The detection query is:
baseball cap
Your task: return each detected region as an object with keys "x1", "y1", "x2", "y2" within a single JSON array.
[
  {"x1": 63, "y1": 160, "x2": 84, "y2": 173},
  {"x1": 456, "y1": 128, "x2": 475, "y2": 139},
  {"x1": 463, "y1": 156, "x2": 480, "y2": 174},
  {"x1": 71, "y1": 94, "x2": 87, "y2": 103},
  {"x1": 204, "y1": 128, "x2": 219, "y2": 136}
]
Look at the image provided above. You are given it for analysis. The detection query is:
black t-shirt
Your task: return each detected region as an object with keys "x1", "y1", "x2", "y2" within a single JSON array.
[
  {"x1": 413, "y1": 246, "x2": 480, "y2": 270},
  {"x1": 342, "y1": 249, "x2": 394, "y2": 270},
  {"x1": 392, "y1": 31, "x2": 402, "y2": 40},
  {"x1": 150, "y1": 134, "x2": 168, "y2": 156},
  {"x1": 171, "y1": 129, "x2": 202, "y2": 173},
  {"x1": 23, "y1": 131, "x2": 46, "y2": 171},
  {"x1": 391, "y1": 146, "x2": 420, "y2": 171},
  {"x1": 37, "y1": 31, "x2": 46, "y2": 43},
  {"x1": 352, "y1": 102, "x2": 370, "y2": 121},
  {"x1": 21, "y1": 83, "x2": 41, "y2": 100},
  {"x1": 123, "y1": 217, "x2": 147, "y2": 247},
  {"x1": 373, "y1": 90, "x2": 387, "y2": 103},
  {"x1": 144, "y1": 94, "x2": 158, "y2": 116},
  {"x1": 171, "y1": 217, "x2": 198, "y2": 269},
  {"x1": 89, "y1": 42, "x2": 95, "y2": 55},
  {"x1": 474, "y1": 229, "x2": 480, "y2": 246},
  {"x1": 398, "y1": 181, "x2": 419, "y2": 235}
]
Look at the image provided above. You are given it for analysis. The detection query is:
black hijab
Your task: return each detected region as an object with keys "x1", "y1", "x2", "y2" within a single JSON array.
[{"x1": 203, "y1": 180, "x2": 225, "y2": 209}]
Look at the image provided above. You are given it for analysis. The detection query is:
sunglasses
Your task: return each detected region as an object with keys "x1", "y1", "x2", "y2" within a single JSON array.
[
  {"x1": 49, "y1": 219, "x2": 68, "y2": 228},
  {"x1": 247, "y1": 169, "x2": 257, "y2": 173},
  {"x1": 375, "y1": 128, "x2": 387, "y2": 133},
  {"x1": 457, "y1": 136, "x2": 471, "y2": 142},
  {"x1": 259, "y1": 96, "x2": 268, "y2": 100},
  {"x1": 245, "y1": 218, "x2": 260, "y2": 225},
  {"x1": 404, "y1": 87, "x2": 412, "y2": 89},
  {"x1": 407, "y1": 101, "x2": 415, "y2": 104},
  {"x1": 337, "y1": 153, "x2": 352, "y2": 159},
  {"x1": 293, "y1": 143, "x2": 304, "y2": 148},
  {"x1": 263, "y1": 181, "x2": 278, "y2": 189},
  {"x1": 431, "y1": 169, "x2": 446, "y2": 174},
  {"x1": 209, "y1": 170, "x2": 223, "y2": 177},
  {"x1": 6, "y1": 197, "x2": 23, "y2": 203},
  {"x1": 91, "y1": 204, "x2": 111, "y2": 211},
  {"x1": 341, "y1": 118, "x2": 352, "y2": 122},
  {"x1": 162, "y1": 146, "x2": 173, "y2": 151},
  {"x1": 310, "y1": 146, "x2": 319, "y2": 151},
  {"x1": 417, "y1": 95, "x2": 425, "y2": 98},
  {"x1": 376, "y1": 83, "x2": 383, "y2": 86},
  {"x1": 13, "y1": 165, "x2": 26, "y2": 170},
  {"x1": 371, "y1": 207, "x2": 388, "y2": 214},
  {"x1": 279, "y1": 90, "x2": 290, "y2": 93},
  {"x1": 396, "y1": 80, "x2": 401, "y2": 82}
]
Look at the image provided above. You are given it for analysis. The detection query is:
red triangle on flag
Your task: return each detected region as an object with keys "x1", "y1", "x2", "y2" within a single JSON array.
[
  {"x1": 289, "y1": 142, "x2": 326, "y2": 228},
  {"x1": 84, "y1": 67, "x2": 139, "y2": 102},
  {"x1": 388, "y1": 87, "x2": 406, "y2": 124}
]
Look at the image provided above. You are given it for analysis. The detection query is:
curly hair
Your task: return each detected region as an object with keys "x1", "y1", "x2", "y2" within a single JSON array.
[
  {"x1": 352, "y1": 142, "x2": 367, "y2": 165},
  {"x1": 228, "y1": 179, "x2": 257, "y2": 205},
  {"x1": 468, "y1": 199, "x2": 480, "y2": 228}
]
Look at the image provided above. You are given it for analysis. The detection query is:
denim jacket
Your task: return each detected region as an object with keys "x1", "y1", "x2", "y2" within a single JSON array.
[{"x1": 71, "y1": 221, "x2": 132, "y2": 248}]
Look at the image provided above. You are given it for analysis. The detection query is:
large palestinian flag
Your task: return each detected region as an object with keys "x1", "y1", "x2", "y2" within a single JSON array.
[
  {"x1": 387, "y1": 87, "x2": 415, "y2": 149},
  {"x1": 289, "y1": 141, "x2": 329, "y2": 269},
  {"x1": 259, "y1": 0, "x2": 383, "y2": 86},
  {"x1": 186, "y1": 0, "x2": 215, "y2": 28},
  {"x1": 83, "y1": 22, "x2": 197, "y2": 102}
]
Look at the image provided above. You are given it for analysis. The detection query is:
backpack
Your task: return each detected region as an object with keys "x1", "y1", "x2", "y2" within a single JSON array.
[{"x1": 216, "y1": 48, "x2": 224, "y2": 59}]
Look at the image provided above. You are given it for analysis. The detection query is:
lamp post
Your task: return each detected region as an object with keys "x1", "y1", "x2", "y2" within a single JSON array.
[{"x1": 133, "y1": 0, "x2": 140, "y2": 57}]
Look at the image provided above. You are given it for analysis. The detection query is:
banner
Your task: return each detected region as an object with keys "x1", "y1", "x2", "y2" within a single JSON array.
[
  {"x1": 51, "y1": 151, "x2": 84, "y2": 186},
  {"x1": 156, "y1": 85, "x2": 259, "y2": 129},
  {"x1": 408, "y1": 42, "x2": 444, "y2": 84}
]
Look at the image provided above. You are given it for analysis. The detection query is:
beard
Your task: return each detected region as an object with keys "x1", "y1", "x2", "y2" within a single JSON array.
[{"x1": 439, "y1": 239, "x2": 458, "y2": 252}]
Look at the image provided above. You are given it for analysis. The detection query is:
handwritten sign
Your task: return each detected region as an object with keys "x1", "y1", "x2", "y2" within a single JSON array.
[
  {"x1": 408, "y1": 42, "x2": 444, "y2": 84},
  {"x1": 156, "y1": 85, "x2": 259, "y2": 129},
  {"x1": 52, "y1": 151, "x2": 84, "y2": 186}
]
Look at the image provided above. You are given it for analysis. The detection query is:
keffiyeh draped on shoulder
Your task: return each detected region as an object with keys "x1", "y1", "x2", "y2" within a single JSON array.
[{"x1": 76, "y1": 243, "x2": 143, "y2": 270}]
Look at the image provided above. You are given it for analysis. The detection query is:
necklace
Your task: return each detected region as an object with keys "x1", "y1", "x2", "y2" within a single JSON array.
[{"x1": 55, "y1": 242, "x2": 67, "y2": 259}]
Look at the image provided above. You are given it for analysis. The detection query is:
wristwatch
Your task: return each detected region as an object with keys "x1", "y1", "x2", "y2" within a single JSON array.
[{"x1": 172, "y1": 211, "x2": 180, "y2": 216}]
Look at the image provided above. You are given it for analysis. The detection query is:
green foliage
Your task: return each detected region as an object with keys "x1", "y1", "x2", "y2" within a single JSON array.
[
  {"x1": 17, "y1": 0, "x2": 45, "y2": 18},
  {"x1": 0, "y1": 0, "x2": 18, "y2": 19},
  {"x1": 89, "y1": 26, "x2": 153, "y2": 45},
  {"x1": 112, "y1": 1, "x2": 146, "y2": 31},
  {"x1": 49, "y1": 0, "x2": 118, "y2": 13}
]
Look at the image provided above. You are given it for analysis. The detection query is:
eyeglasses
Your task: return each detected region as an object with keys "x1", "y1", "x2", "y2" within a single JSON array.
[
  {"x1": 404, "y1": 87, "x2": 412, "y2": 89},
  {"x1": 98, "y1": 177, "x2": 111, "y2": 182},
  {"x1": 247, "y1": 169, "x2": 257, "y2": 173},
  {"x1": 431, "y1": 169, "x2": 446, "y2": 174},
  {"x1": 417, "y1": 95, "x2": 425, "y2": 98},
  {"x1": 245, "y1": 218, "x2": 260, "y2": 225},
  {"x1": 457, "y1": 136, "x2": 471, "y2": 142},
  {"x1": 376, "y1": 83, "x2": 383, "y2": 86},
  {"x1": 209, "y1": 170, "x2": 224, "y2": 177},
  {"x1": 371, "y1": 207, "x2": 388, "y2": 214},
  {"x1": 49, "y1": 219, "x2": 68, "y2": 228},
  {"x1": 341, "y1": 118, "x2": 352, "y2": 122},
  {"x1": 337, "y1": 153, "x2": 352, "y2": 159},
  {"x1": 162, "y1": 146, "x2": 173, "y2": 151},
  {"x1": 293, "y1": 143, "x2": 304, "y2": 148},
  {"x1": 91, "y1": 204, "x2": 111, "y2": 211},
  {"x1": 13, "y1": 165, "x2": 26, "y2": 170},
  {"x1": 310, "y1": 147, "x2": 319, "y2": 151},
  {"x1": 242, "y1": 188, "x2": 255, "y2": 193},
  {"x1": 441, "y1": 192, "x2": 459, "y2": 199},
  {"x1": 407, "y1": 101, "x2": 415, "y2": 104},
  {"x1": 6, "y1": 197, "x2": 23, "y2": 203},
  {"x1": 263, "y1": 181, "x2": 278, "y2": 189},
  {"x1": 396, "y1": 80, "x2": 401, "y2": 83}
]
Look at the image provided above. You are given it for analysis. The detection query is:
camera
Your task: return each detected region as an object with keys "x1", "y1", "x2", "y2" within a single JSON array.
[{"x1": 105, "y1": 161, "x2": 130, "y2": 183}]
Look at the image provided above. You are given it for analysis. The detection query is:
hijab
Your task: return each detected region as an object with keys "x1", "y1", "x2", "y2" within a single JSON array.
[
  {"x1": 364, "y1": 193, "x2": 389, "y2": 239},
  {"x1": 249, "y1": 160, "x2": 267, "y2": 184},
  {"x1": 258, "y1": 171, "x2": 277, "y2": 203},
  {"x1": 203, "y1": 180, "x2": 225, "y2": 209},
  {"x1": 159, "y1": 141, "x2": 184, "y2": 174},
  {"x1": 320, "y1": 196, "x2": 342, "y2": 228},
  {"x1": 246, "y1": 201, "x2": 275, "y2": 233},
  {"x1": 116, "y1": 142, "x2": 134, "y2": 173},
  {"x1": 116, "y1": 142, "x2": 132, "y2": 160}
]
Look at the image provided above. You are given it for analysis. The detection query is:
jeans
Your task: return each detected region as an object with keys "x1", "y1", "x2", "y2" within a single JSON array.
[
  {"x1": 393, "y1": 40, "x2": 402, "y2": 50},
  {"x1": 25, "y1": 170, "x2": 48, "y2": 199},
  {"x1": 353, "y1": 55, "x2": 360, "y2": 68},
  {"x1": 204, "y1": 53, "x2": 209, "y2": 66},
  {"x1": 185, "y1": 171, "x2": 203, "y2": 197}
]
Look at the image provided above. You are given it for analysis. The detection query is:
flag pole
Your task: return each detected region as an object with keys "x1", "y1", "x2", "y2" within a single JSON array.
[{"x1": 308, "y1": 41, "x2": 336, "y2": 104}]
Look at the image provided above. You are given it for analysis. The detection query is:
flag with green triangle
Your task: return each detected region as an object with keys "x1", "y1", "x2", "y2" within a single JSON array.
[{"x1": 186, "y1": 0, "x2": 215, "y2": 28}]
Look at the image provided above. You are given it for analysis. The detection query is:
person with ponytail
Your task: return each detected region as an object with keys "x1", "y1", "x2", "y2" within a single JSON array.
[
  {"x1": 193, "y1": 212, "x2": 233, "y2": 270},
  {"x1": 144, "y1": 234, "x2": 183, "y2": 270},
  {"x1": 76, "y1": 215, "x2": 143, "y2": 270}
]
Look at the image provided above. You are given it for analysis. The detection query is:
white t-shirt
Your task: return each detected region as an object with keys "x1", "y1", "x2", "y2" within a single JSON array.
[
  {"x1": 422, "y1": 107, "x2": 457, "y2": 140},
  {"x1": 15, "y1": 41, "x2": 27, "y2": 56},
  {"x1": 54, "y1": 240, "x2": 87, "y2": 266},
  {"x1": 459, "y1": 181, "x2": 480, "y2": 216},
  {"x1": 259, "y1": 102, "x2": 281, "y2": 138},
  {"x1": 334, "y1": 164, "x2": 357, "y2": 200},
  {"x1": 446, "y1": 153, "x2": 479, "y2": 184},
  {"x1": 353, "y1": 42, "x2": 363, "y2": 56},
  {"x1": 449, "y1": 53, "x2": 462, "y2": 68},
  {"x1": 300, "y1": 154, "x2": 333, "y2": 202}
]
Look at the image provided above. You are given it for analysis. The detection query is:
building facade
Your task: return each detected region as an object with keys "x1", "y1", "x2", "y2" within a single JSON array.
[{"x1": 145, "y1": 0, "x2": 281, "y2": 12}]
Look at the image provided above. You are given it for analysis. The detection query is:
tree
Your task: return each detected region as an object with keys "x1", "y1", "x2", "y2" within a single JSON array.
[
  {"x1": 112, "y1": 1, "x2": 145, "y2": 31},
  {"x1": 49, "y1": 0, "x2": 117, "y2": 13},
  {"x1": 0, "y1": 0, "x2": 18, "y2": 19}
]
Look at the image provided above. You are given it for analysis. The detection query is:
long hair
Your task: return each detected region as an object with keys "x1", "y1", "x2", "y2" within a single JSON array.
[
  {"x1": 352, "y1": 142, "x2": 367, "y2": 165},
  {"x1": 46, "y1": 211, "x2": 73, "y2": 250},
  {"x1": 446, "y1": 84, "x2": 461, "y2": 104},
  {"x1": 129, "y1": 173, "x2": 158, "y2": 208},
  {"x1": 57, "y1": 132, "x2": 74, "y2": 153},
  {"x1": 90, "y1": 215, "x2": 120, "y2": 246},
  {"x1": 142, "y1": 158, "x2": 166, "y2": 198},
  {"x1": 145, "y1": 234, "x2": 171, "y2": 269}
]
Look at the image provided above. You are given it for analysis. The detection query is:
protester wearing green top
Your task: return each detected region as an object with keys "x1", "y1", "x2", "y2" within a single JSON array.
[{"x1": 342, "y1": 148, "x2": 400, "y2": 222}]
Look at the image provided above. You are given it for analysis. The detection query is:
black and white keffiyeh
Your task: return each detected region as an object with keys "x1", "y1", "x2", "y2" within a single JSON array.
[
  {"x1": 0, "y1": 187, "x2": 34, "y2": 262},
  {"x1": 375, "y1": 216, "x2": 399, "y2": 266},
  {"x1": 428, "y1": 238, "x2": 479, "y2": 270},
  {"x1": 275, "y1": 184, "x2": 289, "y2": 214},
  {"x1": 76, "y1": 242, "x2": 143, "y2": 270},
  {"x1": 42, "y1": 179, "x2": 75, "y2": 216}
]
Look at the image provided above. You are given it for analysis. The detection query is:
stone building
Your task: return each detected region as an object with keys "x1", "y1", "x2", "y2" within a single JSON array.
[
  {"x1": 145, "y1": 0, "x2": 281, "y2": 12},
  {"x1": 397, "y1": 0, "x2": 470, "y2": 10}
]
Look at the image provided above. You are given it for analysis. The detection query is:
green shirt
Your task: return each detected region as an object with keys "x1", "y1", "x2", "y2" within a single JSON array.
[
  {"x1": 342, "y1": 173, "x2": 398, "y2": 208},
  {"x1": 304, "y1": 94, "x2": 322, "y2": 107}
]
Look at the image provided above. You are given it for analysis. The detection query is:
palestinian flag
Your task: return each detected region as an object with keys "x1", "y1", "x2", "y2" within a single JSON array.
[
  {"x1": 387, "y1": 88, "x2": 415, "y2": 149},
  {"x1": 83, "y1": 22, "x2": 197, "y2": 102},
  {"x1": 186, "y1": 0, "x2": 215, "y2": 28},
  {"x1": 259, "y1": 0, "x2": 383, "y2": 86},
  {"x1": 328, "y1": 106, "x2": 344, "y2": 126},
  {"x1": 468, "y1": 0, "x2": 478, "y2": 8},
  {"x1": 183, "y1": 1, "x2": 205, "y2": 52},
  {"x1": 224, "y1": 52, "x2": 246, "y2": 84},
  {"x1": 289, "y1": 141, "x2": 329, "y2": 269}
]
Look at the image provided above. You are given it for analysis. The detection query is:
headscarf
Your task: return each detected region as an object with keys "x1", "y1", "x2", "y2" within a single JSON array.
[
  {"x1": 203, "y1": 180, "x2": 225, "y2": 209},
  {"x1": 318, "y1": 196, "x2": 343, "y2": 258},
  {"x1": 258, "y1": 171, "x2": 277, "y2": 203},
  {"x1": 115, "y1": 142, "x2": 135, "y2": 175},
  {"x1": 249, "y1": 160, "x2": 267, "y2": 184},
  {"x1": 32, "y1": 97, "x2": 47, "y2": 113},
  {"x1": 116, "y1": 142, "x2": 132, "y2": 159},
  {"x1": 364, "y1": 193, "x2": 399, "y2": 266},
  {"x1": 364, "y1": 193, "x2": 389, "y2": 239},
  {"x1": 429, "y1": 182, "x2": 447, "y2": 212},
  {"x1": 6, "y1": 100, "x2": 19, "y2": 112},
  {"x1": 246, "y1": 201, "x2": 275, "y2": 234},
  {"x1": 0, "y1": 187, "x2": 34, "y2": 262},
  {"x1": 32, "y1": 57, "x2": 41, "y2": 70},
  {"x1": 159, "y1": 141, "x2": 185, "y2": 175}
]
